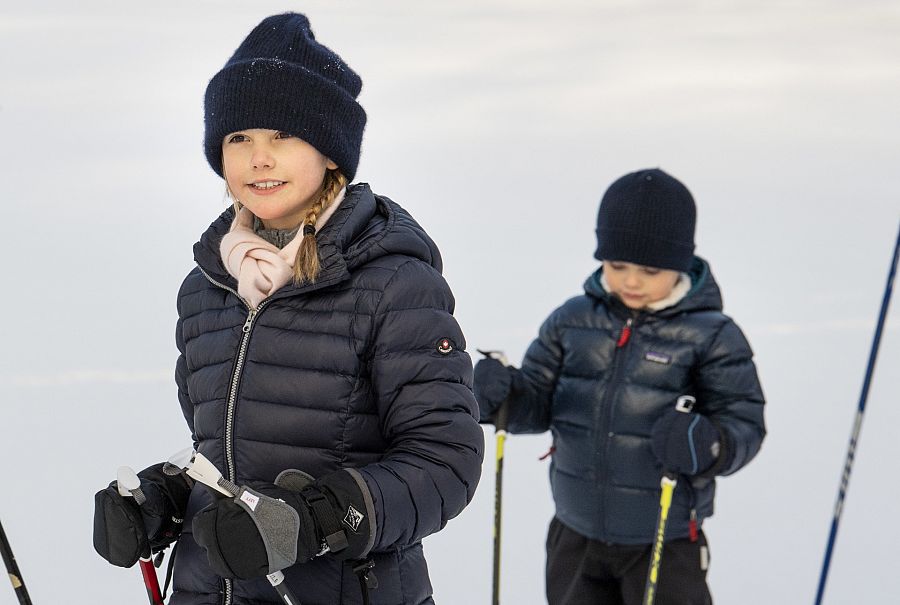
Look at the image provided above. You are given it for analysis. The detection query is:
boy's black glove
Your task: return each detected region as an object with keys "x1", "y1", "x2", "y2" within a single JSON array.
[
  {"x1": 473, "y1": 357, "x2": 512, "y2": 422},
  {"x1": 650, "y1": 409, "x2": 724, "y2": 476},
  {"x1": 192, "y1": 469, "x2": 375, "y2": 580},
  {"x1": 93, "y1": 462, "x2": 192, "y2": 568}
]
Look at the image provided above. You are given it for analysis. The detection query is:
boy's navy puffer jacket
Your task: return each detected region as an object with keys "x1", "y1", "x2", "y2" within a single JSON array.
[
  {"x1": 495, "y1": 258, "x2": 765, "y2": 544},
  {"x1": 168, "y1": 184, "x2": 484, "y2": 605}
]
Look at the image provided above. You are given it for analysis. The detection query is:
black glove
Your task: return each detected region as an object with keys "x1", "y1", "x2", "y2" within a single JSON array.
[
  {"x1": 473, "y1": 357, "x2": 512, "y2": 422},
  {"x1": 650, "y1": 409, "x2": 723, "y2": 476},
  {"x1": 93, "y1": 463, "x2": 192, "y2": 567},
  {"x1": 192, "y1": 469, "x2": 375, "y2": 580}
]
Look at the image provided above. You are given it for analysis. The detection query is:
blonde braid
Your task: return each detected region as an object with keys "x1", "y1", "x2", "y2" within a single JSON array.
[{"x1": 293, "y1": 169, "x2": 347, "y2": 284}]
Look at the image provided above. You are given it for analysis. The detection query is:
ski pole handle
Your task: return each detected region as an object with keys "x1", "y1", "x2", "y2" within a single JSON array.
[
  {"x1": 477, "y1": 349, "x2": 511, "y2": 431},
  {"x1": 659, "y1": 396, "x2": 696, "y2": 480}
]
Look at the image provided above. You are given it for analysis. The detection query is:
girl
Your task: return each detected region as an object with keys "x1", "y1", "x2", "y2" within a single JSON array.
[
  {"x1": 93, "y1": 13, "x2": 484, "y2": 605},
  {"x1": 474, "y1": 169, "x2": 766, "y2": 604}
]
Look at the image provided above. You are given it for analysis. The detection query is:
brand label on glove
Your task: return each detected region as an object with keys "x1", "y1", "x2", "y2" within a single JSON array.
[
  {"x1": 240, "y1": 491, "x2": 260, "y2": 511},
  {"x1": 344, "y1": 505, "x2": 364, "y2": 532}
]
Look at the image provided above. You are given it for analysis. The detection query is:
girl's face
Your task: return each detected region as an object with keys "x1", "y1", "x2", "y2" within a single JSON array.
[
  {"x1": 222, "y1": 129, "x2": 338, "y2": 229},
  {"x1": 602, "y1": 260, "x2": 680, "y2": 310}
]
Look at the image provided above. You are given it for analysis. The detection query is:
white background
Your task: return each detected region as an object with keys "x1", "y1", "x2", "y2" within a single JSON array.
[{"x1": 2, "y1": 1, "x2": 899, "y2": 603}]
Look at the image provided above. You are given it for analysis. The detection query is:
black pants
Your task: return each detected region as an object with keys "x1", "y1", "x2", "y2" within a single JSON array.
[{"x1": 545, "y1": 518, "x2": 712, "y2": 605}]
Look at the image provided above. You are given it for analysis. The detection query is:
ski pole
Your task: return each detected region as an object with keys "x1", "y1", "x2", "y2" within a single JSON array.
[
  {"x1": 643, "y1": 395, "x2": 696, "y2": 605},
  {"x1": 815, "y1": 220, "x2": 900, "y2": 605},
  {"x1": 0, "y1": 518, "x2": 33, "y2": 605},
  {"x1": 166, "y1": 449, "x2": 302, "y2": 605},
  {"x1": 478, "y1": 349, "x2": 510, "y2": 605},
  {"x1": 117, "y1": 467, "x2": 165, "y2": 605}
]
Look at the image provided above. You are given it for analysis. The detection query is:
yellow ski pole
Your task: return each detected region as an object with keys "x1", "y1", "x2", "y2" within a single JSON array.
[
  {"x1": 643, "y1": 395, "x2": 695, "y2": 605},
  {"x1": 478, "y1": 349, "x2": 510, "y2": 605}
]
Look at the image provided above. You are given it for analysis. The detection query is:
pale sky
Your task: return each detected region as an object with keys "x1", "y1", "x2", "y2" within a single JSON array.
[{"x1": 2, "y1": 1, "x2": 899, "y2": 603}]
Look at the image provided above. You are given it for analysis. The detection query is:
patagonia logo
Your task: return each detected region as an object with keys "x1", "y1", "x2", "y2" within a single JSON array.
[
  {"x1": 644, "y1": 351, "x2": 672, "y2": 364},
  {"x1": 344, "y1": 505, "x2": 364, "y2": 532}
]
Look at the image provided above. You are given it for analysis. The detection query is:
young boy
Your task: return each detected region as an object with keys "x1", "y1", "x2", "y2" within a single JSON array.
[{"x1": 475, "y1": 168, "x2": 766, "y2": 605}]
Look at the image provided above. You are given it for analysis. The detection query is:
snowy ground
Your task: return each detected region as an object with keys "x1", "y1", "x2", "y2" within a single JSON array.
[{"x1": 2, "y1": 1, "x2": 899, "y2": 603}]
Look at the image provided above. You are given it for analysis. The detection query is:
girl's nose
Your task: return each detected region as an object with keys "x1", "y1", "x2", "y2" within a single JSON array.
[{"x1": 251, "y1": 146, "x2": 274, "y2": 169}]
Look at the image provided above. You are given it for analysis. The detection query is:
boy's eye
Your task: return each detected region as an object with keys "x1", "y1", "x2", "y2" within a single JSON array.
[
  {"x1": 642, "y1": 268, "x2": 660, "y2": 276},
  {"x1": 607, "y1": 262, "x2": 625, "y2": 271}
]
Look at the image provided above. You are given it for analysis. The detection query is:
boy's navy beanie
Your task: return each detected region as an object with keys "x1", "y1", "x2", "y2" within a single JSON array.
[
  {"x1": 594, "y1": 168, "x2": 696, "y2": 272},
  {"x1": 204, "y1": 13, "x2": 367, "y2": 181}
]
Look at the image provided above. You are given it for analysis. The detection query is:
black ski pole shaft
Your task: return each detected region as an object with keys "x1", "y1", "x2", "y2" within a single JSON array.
[
  {"x1": 477, "y1": 348, "x2": 511, "y2": 605},
  {"x1": 814, "y1": 220, "x2": 900, "y2": 605},
  {"x1": 0, "y1": 518, "x2": 33, "y2": 605},
  {"x1": 492, "y1": 398, "x2": 509, "y2": 605}
]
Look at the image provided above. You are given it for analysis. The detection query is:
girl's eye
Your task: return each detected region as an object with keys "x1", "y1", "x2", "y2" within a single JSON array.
[
  {"x1": 275, "y1": 131, "x2": 295, "y2": 139},
  {"x1": 226, "y1": 134, "x2": 247, "y2": 144}
]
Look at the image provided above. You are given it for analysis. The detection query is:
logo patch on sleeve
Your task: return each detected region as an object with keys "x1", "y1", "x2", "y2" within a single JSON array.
[
  {"x1": 436, "y1": 337, "x2": 455, "y2": 354},
  {"x1": 644, "y1": 351, "x2": 672, "y2": 364},
  {"x1": 344, "y1": 505, "x2": 364, "y2": 532}
]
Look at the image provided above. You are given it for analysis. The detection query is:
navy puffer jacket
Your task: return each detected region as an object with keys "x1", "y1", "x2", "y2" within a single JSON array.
[
  {"x1": 497, "y1": 258, "x2": 764, "y2": 544},
  {"x1": 169, "y1": 184, "x2": 484, "y2": 605}
]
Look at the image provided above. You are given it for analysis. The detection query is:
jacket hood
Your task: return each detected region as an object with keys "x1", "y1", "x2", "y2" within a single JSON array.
[
  {"x1": 583, "y1": 256, "x2": 724, "y2": 316},
  {"x1": 193, "y1": 183, "x2": 442, "y2": 293}
]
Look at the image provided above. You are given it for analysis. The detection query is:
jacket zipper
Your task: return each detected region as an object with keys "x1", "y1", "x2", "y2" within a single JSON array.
[
  {"x1": 196, "y1": 266, "x2": 345, "y2": 604},
  {"x1": 199, "y1": 268, "x2": 269, "y2": 605},
  {"x1": 597, "y1": 315, "x2": 636, "y2": 538}
]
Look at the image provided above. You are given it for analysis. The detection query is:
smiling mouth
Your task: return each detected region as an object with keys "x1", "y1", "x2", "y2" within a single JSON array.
[{"x1": 250, "y1": 180, "x2": 286, "y2": 190}]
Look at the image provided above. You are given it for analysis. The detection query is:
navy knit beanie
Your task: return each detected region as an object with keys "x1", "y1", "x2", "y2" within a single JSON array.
[
  {"x1": 204, "y1": 13, "x2": 367, "y2": 181},
  {"x1": 594, "y1": 168, "x2": 696, "y2": 272}
]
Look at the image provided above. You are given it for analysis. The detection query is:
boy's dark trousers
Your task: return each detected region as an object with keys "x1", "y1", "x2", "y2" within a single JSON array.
[{"x1": 545, "y1": 517, "x2": 712, "y2": 605}]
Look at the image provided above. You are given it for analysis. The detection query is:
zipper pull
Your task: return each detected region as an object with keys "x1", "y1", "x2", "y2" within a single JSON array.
[
  {"x1": 616, "y1": 318, "x2": 633, "y2": 348},
  {"x1": 689, "y1": 509, "x2": 698, "y2": 542},
  {"x1": 242, "y1": 309, "x2": 258, "y2": 333}
]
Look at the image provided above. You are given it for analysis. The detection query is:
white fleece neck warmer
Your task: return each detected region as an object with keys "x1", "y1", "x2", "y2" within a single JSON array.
[{"x1": 600, "y1": 271, "x2": 692, "y2": 312}]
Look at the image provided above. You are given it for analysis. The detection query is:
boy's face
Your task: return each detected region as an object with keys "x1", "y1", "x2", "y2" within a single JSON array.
[
  {"x1": 602, "y1": 260, "x2": 681, "y2": 310},
  {"x1": 222, "y1": 128, "x2": 338, "y2": 230}
]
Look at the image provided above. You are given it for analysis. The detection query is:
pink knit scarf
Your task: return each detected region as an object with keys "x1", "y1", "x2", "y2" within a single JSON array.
[{"x1": 219, "y1": 189, "x2": 345, "y2": 309}]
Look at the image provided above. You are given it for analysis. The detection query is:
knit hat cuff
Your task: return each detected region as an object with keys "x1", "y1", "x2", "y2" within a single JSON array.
[
  {"x1": 204, "y1": 59, "x2": 366, "y2": 180},
  {"x1": 594, "y1": 227, "x2": 695, "y2": 272}
]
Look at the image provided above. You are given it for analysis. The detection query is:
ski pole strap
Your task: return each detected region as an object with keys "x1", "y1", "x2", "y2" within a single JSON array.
[
  {"x1": 352, "y1": 558, "x2": 377, "y2": 605},
  {"x1": 162, "y1": 540, "x2": 179, "y2": 601},
  {"x1": 301, "y1": 487, "x2": 348, "y2": 554}
]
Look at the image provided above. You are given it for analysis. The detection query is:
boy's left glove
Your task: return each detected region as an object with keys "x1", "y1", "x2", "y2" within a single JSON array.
[
  {"x1": 650, "y1": 409, "x2": 724, "y2": 476},
  {"x1": 473, "y1": 357, "x2": 513, "y2": 422},
  {"x1": 192, "y1": 469, "x2": 375, "y2": 580}
]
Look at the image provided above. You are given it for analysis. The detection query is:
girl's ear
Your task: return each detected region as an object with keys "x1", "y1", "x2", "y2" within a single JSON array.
[{"x1": 326, "y1": 158, "x2": 338, "y2": 171}]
